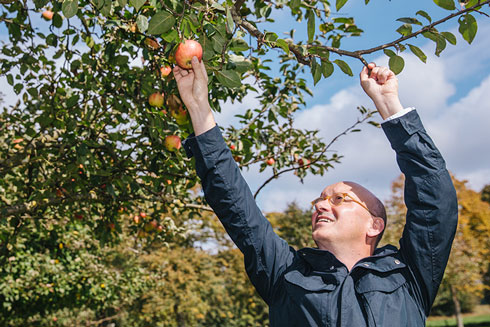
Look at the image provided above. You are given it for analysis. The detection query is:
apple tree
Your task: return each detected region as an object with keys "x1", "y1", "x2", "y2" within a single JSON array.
[{"x1": 1, "y1": 0, "x2": 489, "y2": 324}]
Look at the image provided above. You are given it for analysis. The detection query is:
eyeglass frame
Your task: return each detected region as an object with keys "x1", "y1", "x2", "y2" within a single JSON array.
[{"x1": 311, "y1": 192, "x2": 377, "y2": 217}]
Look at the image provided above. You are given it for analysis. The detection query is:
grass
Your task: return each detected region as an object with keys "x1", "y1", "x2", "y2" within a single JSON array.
[
  {"x1": 426, "y1": 314, "x2": 490, "y2": 326},
  {"x1": 427, "y1": 305, "x2": 490, "y2": 327}
]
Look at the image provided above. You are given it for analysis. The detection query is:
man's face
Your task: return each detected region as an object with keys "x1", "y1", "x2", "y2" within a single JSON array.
[{"x1": 311, "y1": 181, "x2": 374, "y2": 249}]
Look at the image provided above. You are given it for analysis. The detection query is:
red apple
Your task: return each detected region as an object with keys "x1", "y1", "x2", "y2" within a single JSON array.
[
  {"x1": 298, "y1": 158, "x2": 311, "y2": 168},
  {"x1": 266, "y1": 158, "x2": 275, "y2": 166},
  {"x1": 159, "y1": 65, "x2": 172, "y2": 77},
  {"x1": 230, "y1": 144, "x2": 236, "y2": 151},
  {"x1": 150, "y1": 220, "x2": 158, "y2": 229},
  {"x1": 164, "y1": 135, "x2": 182, "y2": 152},
  {"x1": 148, "y1": 92, "x2": 164, "y2": 107},
  {"x1": 175, "y1": 40, "x2": 203, "y2": 69},
  {"x1": 140, "y1": 212, "x2": 147, "y2": 218},
  {"x1": 42, "y1": 10, "x2": 54, "y2": 20}
]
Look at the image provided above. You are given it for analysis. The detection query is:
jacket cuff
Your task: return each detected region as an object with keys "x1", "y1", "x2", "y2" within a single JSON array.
[
  {"x1": 381, "y1": 109, "x2": 426, "y2": 149},
  {"x1": 182, "y1": 124, "x2": 223, "y2": 159}
]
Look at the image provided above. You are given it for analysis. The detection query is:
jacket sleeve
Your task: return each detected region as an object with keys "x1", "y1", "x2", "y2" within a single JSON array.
[
  {"x1": 183, "y1": 125, "x2": 296, "y2": 304},
  {"x1": 382, "y1": 110, "x2": 458, "y2": 315}
]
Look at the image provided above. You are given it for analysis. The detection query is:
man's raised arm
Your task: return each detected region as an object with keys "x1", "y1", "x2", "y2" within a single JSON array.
[
  {"x1": 361, "y1": 63, "x2": 458, "y2": 315},
  {"x1": 173, "y1": 57, "x2": 296, "y2": 304}
]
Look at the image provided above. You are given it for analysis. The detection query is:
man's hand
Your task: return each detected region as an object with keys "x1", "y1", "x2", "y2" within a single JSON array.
[
  {"x1": 173, "y1": 56, "x2": 216, "y2": 136},
  {"x1": 360, "y1": 63, "x2": 404, "y2": 120}
]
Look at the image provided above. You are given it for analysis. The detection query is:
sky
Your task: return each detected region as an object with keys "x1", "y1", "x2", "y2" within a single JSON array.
[
  {"x1": 213, "y1": 1, "x2": 490, "y2": 213},
  {"x1": 1, "y1": 1, "x2": 489, "y2": 214}
]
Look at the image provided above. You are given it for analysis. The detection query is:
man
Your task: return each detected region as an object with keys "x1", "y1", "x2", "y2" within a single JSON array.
[{"x1": 173, "y1": 57, "x2": 458, "y2": 326}]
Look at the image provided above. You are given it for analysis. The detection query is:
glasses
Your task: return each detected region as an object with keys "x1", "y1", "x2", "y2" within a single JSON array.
[{"x1": 311, "y1": 193, "x2": 376, "y2": 217}]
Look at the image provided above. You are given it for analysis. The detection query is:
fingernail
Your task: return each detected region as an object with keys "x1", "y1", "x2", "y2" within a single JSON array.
[{"x1": 192, "y1": 56, "x2": 198, "y2": 62}]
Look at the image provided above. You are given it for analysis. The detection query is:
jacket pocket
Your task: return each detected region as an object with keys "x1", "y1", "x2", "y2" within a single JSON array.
[
  {"x1": 355, "y1": 272, "x2": 423, "y2": 326},
  {"x1": 283, "y1": 270, "x2": 336, "y2": 326}
]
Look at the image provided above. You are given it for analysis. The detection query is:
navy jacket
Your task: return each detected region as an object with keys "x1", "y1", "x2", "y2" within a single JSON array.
[{"x1": 183, "y1": 110, "x2": 458, "y2": 327}]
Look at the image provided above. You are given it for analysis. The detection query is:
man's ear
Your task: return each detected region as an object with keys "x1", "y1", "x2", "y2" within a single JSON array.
[{"x1": 367, "y1": 217, "x2": 385, "y2": 238}]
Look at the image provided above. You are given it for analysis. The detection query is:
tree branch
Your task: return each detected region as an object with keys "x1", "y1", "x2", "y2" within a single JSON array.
[{"x1": 229, "y1": 0, "x2": 490, "y2": 67}]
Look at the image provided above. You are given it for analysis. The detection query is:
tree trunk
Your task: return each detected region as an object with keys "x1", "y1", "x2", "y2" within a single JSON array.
[{"x1": 449, "y1": 283, "x2": 464, "y2": 327}]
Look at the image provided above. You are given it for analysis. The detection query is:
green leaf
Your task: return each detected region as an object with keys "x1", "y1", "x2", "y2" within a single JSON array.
[
  {"x1": 275, "y1": 39, "x2": 289, "y2": 54},
  {"x1": 95, "y1": 0, "x2": 112, "y2": 16},
  {"x1": 212, "y1": 33, "x2": 226, "y2": 53},
  {"x1": 388, "y1": 55, "x2": 404, "y2": 74},
  {"x1": 336, "y1": 0, "x2": 348, "y2": 11},
  {"x1": 225, "y1": 6, "x2": 234, "y2": 34},
  {"x1": 62, "y1": 0, "x2": 78, "y2": 19},
  {"x1": 136, "y1": 15, "x2": 148, "y2": 33},
  {"x1": 441, "y1": 31, "x2": 457, "y2": 45},
  {"x1": 333, "y1": 59, "x2": 352, "y2": 76},
  {"x1": 216, "y1": 69, "x2": 242, "y2": 88},
  {"x1": 408, "y1": 44, "x2": 427, "y2": 63},
  {"x1": 308, "y1": 46, "x2": 329, "y2": 59},
  {"x1": 396, "y1": 24, "x2": 412, "y2": 36},
  {"x1": 311, "y1": 58, "x2": 322, "y2": 86},
  {"x1": 383, "y1": 49, "x2": 396, "y2": 57},
  {"x1": 66, "y1": 94, "x2": 79, "y2": 108},
  {"x1": 458, "y1": 14, "x2": 477, "y2": 44},
  {"x1": 148, "y1": 11, "x2": 175, "y2": 35},
  {"x1": 129, "y1": 0, "x2": 145, "y2": 11},
  {"x1": 117, "y1": 0, "x2": 127, "y2": 6},
  {"x1": 416, "y1": 10, "x2": 432, "y2": 23},
  {"x1": 322, "y1": 60, "x2": 334, "y2": 78},
  {"x1": 396, "y1": 17, "x2": 422, "y2": 25},
  {"x1": 307, "y1": 10, "x2": 315, "y2": 43},
  {"x1": 7, "y1": 74, "x2": 13, "y2": 86},
  {"x1": 230, "y1": 38, "x2": 249, "y2": 52},
  {"x1": 433, "y1": 0, "x2": 455, "y2": 10}
]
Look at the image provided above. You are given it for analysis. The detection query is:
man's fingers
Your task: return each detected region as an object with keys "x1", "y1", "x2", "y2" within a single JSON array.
[
  {"x1": 360, "y1": 65, "x2": 370, "y2": 82},
  {"x1": 191, "y1": 56, "x2": 204, "y2": 81}
]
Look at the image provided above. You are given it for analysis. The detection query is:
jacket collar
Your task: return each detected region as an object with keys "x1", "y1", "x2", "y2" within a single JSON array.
[{"x1": 298, "y1": 244, "x2": 403, "y2": 273}]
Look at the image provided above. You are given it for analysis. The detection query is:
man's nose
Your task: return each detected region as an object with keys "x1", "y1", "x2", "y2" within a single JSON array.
[{"x1": 315, "y1": 198, "x2": 333, "y2": 213}]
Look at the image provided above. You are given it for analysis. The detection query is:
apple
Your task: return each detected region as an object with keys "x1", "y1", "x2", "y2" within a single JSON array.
[
  {"x1": 150, "y1": 220, "x2": 158, "y2": 229},
  {"x1": 230, "y1": 144, "x2": 236, "y2": 151},
  {"x1": 133, "y1": 215, "x2": 141, "y2": 224},
  {"x1": 148, "y1": 92, "x2": 164, "y2": 107},
  {"x1": 144, "y1": 37, "x2": 161, "y2": 50},
  {"x1": 170, "y1": 106, "x2": 189, "y2": 125},
  {"x1": 140, "y1": 212, "x2": 147, "y2": 218},
  {"x1": 157, "y1": 225, "x2": 164, "y2": 232},
  {"x1": 298, "y1": 158, "x2": 311, "y2": 168},
  {"x1": 159, "y1": 65, "x2": 172, "y2": 77},
  {"x1": 266, "y1": 158, "x2": 275, "y2": 166},
  {"x1": 42, "y1": 10, "x2": 54, "y2": 20},
  {"x1": 175, "y1": 40, "x2": 203, "y2": 69},
  {"x1": 74, "y1": 213, "x2": 83, "y2": 220},
  {"x1": 164, "y1": 135, "x2": 181, "y2": 152}
]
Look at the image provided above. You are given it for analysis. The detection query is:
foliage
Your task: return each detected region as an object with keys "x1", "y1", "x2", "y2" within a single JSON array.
[{"x1": 267, "y1": 202, "x2": 316, "y2": 249}]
